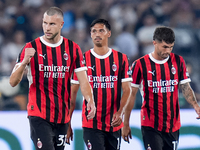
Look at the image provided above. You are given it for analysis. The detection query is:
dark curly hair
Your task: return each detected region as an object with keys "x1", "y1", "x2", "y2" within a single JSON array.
[{"x1": 153, "y1": 26, "x2": 175, "y2": 44}]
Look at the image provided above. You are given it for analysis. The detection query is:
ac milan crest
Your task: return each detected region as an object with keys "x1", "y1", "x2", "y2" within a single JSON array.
[
  {"x1": 37, "y1": 138, "x2": 42, "y2": 149},
  {"x1": 112, "y1": 63, "x2": 117, "y2": 72},
  {"x1": 63, "y1": 53, "x2": 68, "y2": 60},
  {"x1": 87, "y1": 140, "x2": 92, "y2": 150},
  {"x1": 171, "y1": 65, "x2": 176, "y2": 75}
]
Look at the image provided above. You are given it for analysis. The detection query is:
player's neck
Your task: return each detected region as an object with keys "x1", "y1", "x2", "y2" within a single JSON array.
[
  {"x1": 93, "y1": 46, "x2": 109, "y2": 56},
  {"x1": 151, "y1": 51, "x2": 164, "y2": 60},
  {"x1": 42, "y1": 35, "x2": 61, "y2": 44}
]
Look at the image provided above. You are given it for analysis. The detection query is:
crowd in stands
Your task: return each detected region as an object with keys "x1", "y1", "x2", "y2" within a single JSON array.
[{"x1": 0, "y1": 0, "x2": 200, "y2": 110}]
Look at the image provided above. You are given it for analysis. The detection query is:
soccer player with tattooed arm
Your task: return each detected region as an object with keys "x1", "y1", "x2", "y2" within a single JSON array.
[
  {"x1": 122, "y1": 26, "x2": 200, "y2": 150},
  {"x1": 9, "y1": 7, "x2": 96, "y2": 150},
  {"x1": 66, "y1": 19, "x2": 132, "y2": 150}
]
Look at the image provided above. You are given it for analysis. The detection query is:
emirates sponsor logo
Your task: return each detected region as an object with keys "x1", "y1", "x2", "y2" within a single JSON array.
[
  {"x1": 39, "y1": 64, "x2": 70, "y2": 78},
  {"x1": 88, "y1": 75, "x2": 118, "y2": 82},
  {"x1": 88, "y1": 75, "x2": 118, "y2": 88},
  {"x1": 148, "y1": 79, "x2": 178, "y2": 93},
  {"x1": 39, "y1": 64, "x2": 69, "y2": 72},
  {"x1": 147, "y1": 79, "x2": 178, "y2": 87}
]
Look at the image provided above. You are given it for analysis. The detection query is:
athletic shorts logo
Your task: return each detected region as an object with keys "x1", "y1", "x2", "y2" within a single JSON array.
[
  {"x1": 147, "y1": 144, "x2": 151, "y2": 150},
  {"x1": 37, "y1": 138, "x2": 42, "y2": 149},
  {"x1": 171, "y1": 65, "x2": 176, "y2": 75},
  {"x1": 63, "y1": 53, "x2": 68, "y2": 60},
  {"x1": 87, "y1": 140, "x2": 92, "y2": 150}
]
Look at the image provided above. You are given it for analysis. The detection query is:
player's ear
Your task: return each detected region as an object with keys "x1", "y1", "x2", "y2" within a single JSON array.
[
  {"x1": 153, "y1": 40, "x2": 156, "y2": 46},
  {"x1": 61, "y1": 21, "x2": 64, "y2": 28},
  {"x1": 108, "y1": 31, "x2": 111, "y2": 37}
]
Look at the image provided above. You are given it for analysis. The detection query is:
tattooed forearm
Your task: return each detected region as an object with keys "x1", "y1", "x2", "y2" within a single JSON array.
[{"x1": 180, "y1": 83, "x2": 198, "y2": 107}]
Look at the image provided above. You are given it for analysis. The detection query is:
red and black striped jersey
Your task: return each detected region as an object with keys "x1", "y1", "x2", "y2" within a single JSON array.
[
  {"x1": 72, "y1": 48, "x2": 132, "y2": 132},
  {"x1": 16, "y1": 36, "x2": 87, "y2": 124},
  {"x1": 131, "y1": 53, "x2": 191, "y2": 132}
]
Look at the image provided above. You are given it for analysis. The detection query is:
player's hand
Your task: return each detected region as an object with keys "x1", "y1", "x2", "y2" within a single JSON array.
[
  {"x1": 87, "y1": 100, "x2": 96, "y2": 120},
  {"x1": 122, "y1": 125, "x2": 132, "y2": 143},
  {"x1": 194, "y1": 105, "x2": 200, "y2": 119},
  {"x1": 22, "y1": 48, "x2": 36, "y2": 65},
  {"x1": 111, "y1": 112, "x2": 122, "y2": 127},
  {"x1": 66, "y1": 122, "x2": 73, "y2": 145}
]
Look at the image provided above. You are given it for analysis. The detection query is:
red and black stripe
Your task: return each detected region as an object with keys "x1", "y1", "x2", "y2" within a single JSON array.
[
  {"x1": 17, "y1": 37, "x2": 85, "y2": 124},
  {"x1": 79, "y1": 49, "x2": 131, "y2": 132},
  {"x1": 131, "y1": 53, "x2": 189, "y2": 132}
]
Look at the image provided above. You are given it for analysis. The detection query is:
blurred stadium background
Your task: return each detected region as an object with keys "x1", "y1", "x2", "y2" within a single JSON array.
[{"x1": 0, "y1": 0, "x2": 200, "y2": 150}]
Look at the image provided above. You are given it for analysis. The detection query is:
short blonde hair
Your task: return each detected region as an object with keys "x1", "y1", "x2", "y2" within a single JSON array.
[{"x1": 45, "y1": 7, "x2": 63, "y2": 18}]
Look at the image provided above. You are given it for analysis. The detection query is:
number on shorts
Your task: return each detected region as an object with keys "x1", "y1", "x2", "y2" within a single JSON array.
[
  {"x1": 172, "y1": 141, "x2": 178, "y2": 150},
  {"x1": 117, "y1": 138, "x2": 120, "y2": 150},
  {"x1": 57, "y1": 135, "x2": 67, "y2": 146}
]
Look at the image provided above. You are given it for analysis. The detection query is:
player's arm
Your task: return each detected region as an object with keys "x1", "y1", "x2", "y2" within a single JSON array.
[
  {"x1": 66, "y1": 83, "x2": 80, "y2": 145},
  {"x1": 180, "y1": 82, "x2": 200, "y2": 119},
  {"x1": 122, "y1": 86, "x2": 138, "y2": 143},
  {"x1": 76, "y1": 70, "x2": 96, "y2": 120},
  {"x1": 69, "y1": 83, "x2": 80, "y2": 119},
  {"x1": 111, "y1": 81, "x2": 131, "y2": 127},
  {"x1": 9, "y1": 48, "x2": 35, "y2": 87}
]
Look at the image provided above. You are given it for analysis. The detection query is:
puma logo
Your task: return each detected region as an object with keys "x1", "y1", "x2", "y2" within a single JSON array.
[
  {"x1": 88, "y1": 65, "x2": 95, "y2": 71},
  {"x1": 39, "y1": 54, "x2": 46, "y2": 59},
  {"x1": 148, "y1": 70, "x2": 155, "y2": 76}
]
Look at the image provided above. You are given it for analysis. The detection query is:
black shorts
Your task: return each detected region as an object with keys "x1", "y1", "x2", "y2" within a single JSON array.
[
  {"x1": 28, "y1": 116, "x2": 69, "y2": 150},
  {"x1": 83, "y1": 127, "x2": 121, "y2": 150},
  {"x1": 142, "y1": 126, "x2": 179, "y2": 150}
]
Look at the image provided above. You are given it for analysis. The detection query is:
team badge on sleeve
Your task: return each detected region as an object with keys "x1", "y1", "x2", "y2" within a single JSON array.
[{"x1": 186, "y1": 68, "x2": 190, "y2": 77}]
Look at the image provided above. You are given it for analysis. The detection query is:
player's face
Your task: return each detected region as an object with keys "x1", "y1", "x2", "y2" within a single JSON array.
[
  {"x1": 90, "y1": 23, "x2": 111, "y2": 47},
  {"x1": 153, "y1": 40, "x2": 174, "y2": 60},
  {"x1": 42, "y1": 13, "x2": 64, "y2": 43}
]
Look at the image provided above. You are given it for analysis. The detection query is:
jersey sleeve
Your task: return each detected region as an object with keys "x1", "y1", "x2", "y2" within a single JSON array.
[
  {"x1": 121, "y1": 54, "x2": 132, "y2": 82},
  {"x1": 179, "y1": 57, "x2": 191, "y2": 84},
  {"x1": 73, "y1": 43, "x2": 87, "y2": 73},
  {"x1": 16, "y1": 43, "x2": 30, "y2": 63},
  {"x1": 131, "y1": 60, "x2": 142, "y2": 88},
  {"x1": 71, "y1": 71, "x2": 79, "y2": 84}
]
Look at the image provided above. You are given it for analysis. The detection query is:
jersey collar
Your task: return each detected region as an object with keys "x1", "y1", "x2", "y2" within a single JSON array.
[
  {"x1": 149, "y1": 53, "x2": 169, "y2": 64},
  {"x1": 40, "y1": 36, "x2": 63, "y2": 47},
  {"x1": 90, "y1": 48, "x2": 112, "y2": 59}
]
